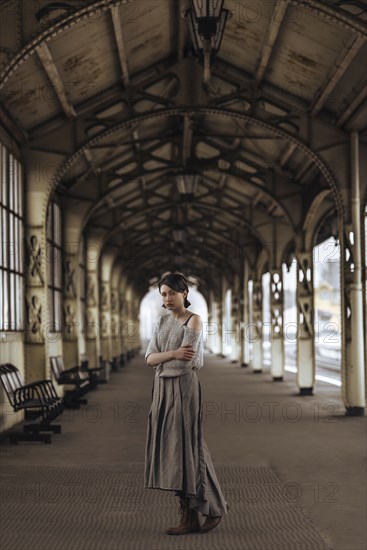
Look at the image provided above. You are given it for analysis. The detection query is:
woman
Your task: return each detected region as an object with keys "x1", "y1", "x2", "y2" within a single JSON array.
[{"x1": 144, "y1": 272, "x2": 229, "y2": 535}]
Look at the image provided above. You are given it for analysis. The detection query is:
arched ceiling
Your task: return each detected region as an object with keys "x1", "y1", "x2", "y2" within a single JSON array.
[{"x1": 0, "y1": 0, "x2": 366, "y2": 297}]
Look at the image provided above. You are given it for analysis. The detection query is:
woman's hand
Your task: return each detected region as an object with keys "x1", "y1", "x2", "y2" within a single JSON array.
[{"x1": 173, "y1": 345, "x2": 196, "y2": 361}]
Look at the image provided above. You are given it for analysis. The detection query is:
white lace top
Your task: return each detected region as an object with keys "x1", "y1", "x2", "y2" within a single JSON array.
[{"x1": 144, "y1": 312, "x2": 204, "y2": 378}]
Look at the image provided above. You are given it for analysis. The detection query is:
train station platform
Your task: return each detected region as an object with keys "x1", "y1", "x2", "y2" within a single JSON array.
[{"x1": 0, "y1": 351, "x2": 365, "y2": 550}]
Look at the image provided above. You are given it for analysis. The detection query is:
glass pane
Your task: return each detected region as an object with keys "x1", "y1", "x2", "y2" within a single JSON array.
[
  {"x1": 46, "y1": 202, "x2": 52, "y2": 240},
  {"x1": 8, "y1": 154, "x2": 14, "y2": 211},
  {"x1": 18, "y1": 161, "x2": 23, "y2": 217},
  {"x1": 55, "y1": 290, "x2": 62, "y2": 331},
  {"x1": 2, "y1": 210, "x2": 7, "y2": 268},
  {"x1": 0, "y1": 269, "x2": 3, "y2": 331},
  {"x1": 10, "y1": 272, "x2": 15, "y2": 328},
  {"x1": 19, "y1": 219, "x2": 24, "y2": 275},
  {"x1": 55, "y1": 203, "x2": 61, "y2": 246},
  {"x1": 13, "y1": 160, "x2": 18, "y2": 214},
  {"x1": 1, "y1": 145, "x2": 7, "y2": 206},
  {"x1": 48, "y1": 287, "x2": 54, "y2": 328},
  {"x1": 14, "y1": 217, "x2": 19, "y2": 272},
  {"x1": 18, "y1": 275, "x2": 24, "y2": 329},
  {"x1": 9, "y1": 213, "x2": 14, "y2": 270},
  {"x1": 3, "y1": 269, "x2": 8, "y2": 328},
  {"x1": 55, "y1": 247, "x2": 62, "y2": 289},
  {"x1": 47, "y1": 245, "x2": 53, "y2": 286},
  {"x1": 0, "y1": 207, "x2": 3, "y2": 267}
]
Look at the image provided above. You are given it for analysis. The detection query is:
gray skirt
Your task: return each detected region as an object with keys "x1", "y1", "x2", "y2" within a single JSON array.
[{"x1": 144, "y1": 369, "x2": 228, "y2": 517}]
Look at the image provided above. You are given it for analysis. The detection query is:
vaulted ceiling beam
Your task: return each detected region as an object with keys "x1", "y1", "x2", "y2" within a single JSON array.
[
  {"x1": 36, "y1": 43, "x2": 76, "y2": 118},
  {"x1": 337, "y1": 84, "x2": 367, "y2": 127},
  {"x1": 110, "y1": 4, "x2": 130, "y2": 88},
  {"x1": 255, "y1": 0, "x2": 288, "y2": 82},
  {"x1": 310, "y1": 34, "x2": 366, "y2": 116}
]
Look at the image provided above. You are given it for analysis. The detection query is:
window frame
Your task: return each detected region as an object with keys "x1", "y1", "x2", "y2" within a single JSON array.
[{"x1": 0, "y1": 142, "x2": 24, "y2": 332}]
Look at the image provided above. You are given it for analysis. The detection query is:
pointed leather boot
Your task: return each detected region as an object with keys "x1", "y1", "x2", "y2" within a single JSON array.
[
  {"x1": 166, "y1": 497, "x2": 201, "y2": 535},
  {"x1": 199, "y1": 501, "x2": 230, "y2": 534}
]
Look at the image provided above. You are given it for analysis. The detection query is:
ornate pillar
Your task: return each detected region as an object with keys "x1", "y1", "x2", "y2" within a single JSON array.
[
  {"x1": 119, "y1": 274, "x2": 128, "y2": 357},
  {"x1": 251, "y1": 275, "x2": 263, "y2": 373},
  {"x1": 99, "y1": 247, "x2": 116, "y2": 363},
  {"x1": 62, "y1": 235, "x2": 79, "y2": 368},
  {"x1": 270, "y1": 268, "x2": 285, "y2": 381},
  {"x1": 110, "y1": 263, "x2": 121, "y2": 359},
  {"x1": 340, "y1": 132, "x2": 366, "y2": 415},
  {"x1": 296, "y1": 250, "x2": 315, "y2": 394},
  {"x1": 25, "y1": 224, "x2": 46, "y2": 381},
  {"x1": 85, "y1": 238, "x2": 101, "y2": 369},
  {"x1": 230, "y1": 288, "x2": 240, "y2": 363},
  {"x1": 241, "y1": 260, "x2": 250, "y2": 366}
]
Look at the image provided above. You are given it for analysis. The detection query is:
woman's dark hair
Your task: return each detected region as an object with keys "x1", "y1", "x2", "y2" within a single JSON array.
[{"x1": 158, "y1": 272, "x2": 191, "y2": 308}]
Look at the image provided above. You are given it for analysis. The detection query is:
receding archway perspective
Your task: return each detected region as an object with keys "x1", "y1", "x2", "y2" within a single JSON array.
[{"x1": 0, "y1": 1, "x2": 366, "y2": 549}]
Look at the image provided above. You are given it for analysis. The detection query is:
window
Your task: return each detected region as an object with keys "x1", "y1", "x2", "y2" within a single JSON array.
[
  {"x1": 0, "y1": 143, "x2": 24, "y2": 331},
  {"x1": 46, "y1": 200, "x2": 62, "y2": 332}
]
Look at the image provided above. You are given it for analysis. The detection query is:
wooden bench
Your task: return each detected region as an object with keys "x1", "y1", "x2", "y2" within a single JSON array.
[
  {"x1": 0, "y1": 363, "x2": 63, "y2": 444},
  {"x1": 50, "y1": 356, "x2": 91, "y2": 408},
  {"x1": 80, "y1": 354, "x2": 105, "y2": 385}
]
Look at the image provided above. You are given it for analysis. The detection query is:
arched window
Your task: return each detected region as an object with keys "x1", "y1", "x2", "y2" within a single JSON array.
[
  {"x1": 46, "y1": 199, "x2": 62, "y2": 332},
  {"x1": 0, "y1": 143, "x2": 24, "y2": 331}
]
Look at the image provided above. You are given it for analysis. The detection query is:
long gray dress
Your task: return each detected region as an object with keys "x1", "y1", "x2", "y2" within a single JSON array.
[{"x1": 144, "y1": 312, "x2": 228, "y2": 517}]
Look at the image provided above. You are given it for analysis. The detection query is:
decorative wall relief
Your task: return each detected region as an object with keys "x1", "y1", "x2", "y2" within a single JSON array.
[
  {"x1": 86, "y1": 310, "x2": 97, "y2": 341},
  {"x1": 110, "y1": 290, "x2": 117, "y2": 313},
  {"x1": 119, "y1": 295, "x2": 125, "y2": 316},
  {"x1": 27, "y1": 234, "x2": 44, "y2": 284},
  {"x1": 64, "y1": 303, "x2": 76, "y2": 339},
  {"x1": 26, "y1": 295, "x2": 42, "y2": 337},
  {"x1": 86, "y1": 276, "x2": 96, "y2": 307},
  {"x1": 100, "y1": 284, "x2": 109, "y2": 311},
  {"x1": 101, "y1": 314, "x2": 108, "y2": 338},
  {"x1": 64, "y1": 259, "x2": 77, "y2": 298}
]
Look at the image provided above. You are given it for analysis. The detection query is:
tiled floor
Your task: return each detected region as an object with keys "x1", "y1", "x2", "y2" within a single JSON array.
[{"x1": 0, "y1": 352, "x2": 365, "y2": 550}]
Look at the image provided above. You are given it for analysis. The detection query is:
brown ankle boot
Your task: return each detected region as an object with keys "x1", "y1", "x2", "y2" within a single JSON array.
[
  {"x1": 199, "y1": 501, "x2": 229, "y2": 534},
  {"x1": 166, "y1": 497, "x2": 201, "y2": 535}
]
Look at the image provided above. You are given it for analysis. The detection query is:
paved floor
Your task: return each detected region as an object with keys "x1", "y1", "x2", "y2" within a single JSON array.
[{"x1": 0, "y1": 351, "x2": 365, "y2": 550}]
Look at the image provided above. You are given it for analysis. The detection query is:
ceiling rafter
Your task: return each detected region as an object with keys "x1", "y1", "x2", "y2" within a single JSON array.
[
  {"x1": 110, "y1": 4, "x2": 130, "y2": 88},
  {"x1": 100, "y1": 202, "x2": 265, "y2": 254},
  {"x1": 310, "y1": 34, "x2": 366, "y2": 116},
  {"x1": 35, "y1": 43, "x2": 76, "y2": 118},
  {"x1": 255, "y1": 0, "x2": 289, "y2": 82},
  {"x1": 337, "y1": 83, "x2": 367, "y2": 127}
]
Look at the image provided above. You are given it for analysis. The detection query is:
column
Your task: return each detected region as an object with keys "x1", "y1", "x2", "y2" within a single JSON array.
[
  {"x1": 85, "y1": 238, "x2": 101, "y2": 369},
  {"x1": 241, "y1": 260, "x2": 250, "y2": 367},
  {"x1": 62, "y1": 238, "x2": 79, "y2": 367},
  {"x1": 25, "y1": 223, "x2": 47, "y2": 381},
  {"x1": 270, "y1": 268, "x2": 285, "y2": 381},
  {"x1": 296, "y1": 250, "x2": 315, "y2": 394},
  {"x1": 110, "y1": 263, "x2": 121, "y2": 361},
  {"x1": 251, "y1": 275, "x2": 263, "y2": 373},
  {"x1": 341, "y1": 132, "x2": 366, "y2": 416},
  {"x1": 99, "y1": 248, "x2": 116, "y2": 363}
]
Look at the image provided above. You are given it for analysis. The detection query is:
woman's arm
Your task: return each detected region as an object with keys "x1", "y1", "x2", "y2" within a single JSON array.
[
  {"x1": 146, "y1": 345, "x2": 196, "y2": 366},
  {"x1": 146, "y1": 350, "x2": 176, "y2": 367}
]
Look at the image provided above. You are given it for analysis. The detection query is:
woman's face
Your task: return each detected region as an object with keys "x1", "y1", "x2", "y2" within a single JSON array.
[{"x1": 160, "y1": 284, "x2": 187, "y2": 309}]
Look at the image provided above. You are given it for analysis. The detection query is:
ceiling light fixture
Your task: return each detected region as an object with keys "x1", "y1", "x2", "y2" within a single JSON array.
[{"x1": 184, "y1": 0, "x2": 232, "y2": 83}]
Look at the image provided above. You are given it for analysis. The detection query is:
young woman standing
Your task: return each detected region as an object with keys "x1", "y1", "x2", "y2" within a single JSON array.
[{"x1": 144, "y1": 272, "x2": 229, "y2": 535}]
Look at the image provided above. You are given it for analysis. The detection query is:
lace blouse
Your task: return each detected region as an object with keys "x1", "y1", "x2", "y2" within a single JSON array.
[{"x1": 144, "y1": 312, "x2": 204, "y2": 378}]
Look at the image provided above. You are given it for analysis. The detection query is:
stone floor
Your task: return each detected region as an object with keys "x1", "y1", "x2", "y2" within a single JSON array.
[{"x1": 0, "y1": 351, "x2": 365, "y2": 550}]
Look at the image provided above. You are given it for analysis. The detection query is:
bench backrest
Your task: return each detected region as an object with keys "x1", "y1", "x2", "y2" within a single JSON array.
[
  {"x1": 50, "y1": 356, "x2": 63, "y2": 379},
  {"x1": 0, "y1": 364, "x2": 25, "y2": 407}
]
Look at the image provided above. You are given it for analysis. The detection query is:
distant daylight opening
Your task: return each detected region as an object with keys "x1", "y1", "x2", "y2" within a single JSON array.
[{"x1": 313, "y1": 236, "x2": 341, "y2": 385}]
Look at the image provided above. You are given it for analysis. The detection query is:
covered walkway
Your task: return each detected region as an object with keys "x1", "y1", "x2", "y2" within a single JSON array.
[{"x1": 1, "y1": 351, "x2": 365, "y2": 550}]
